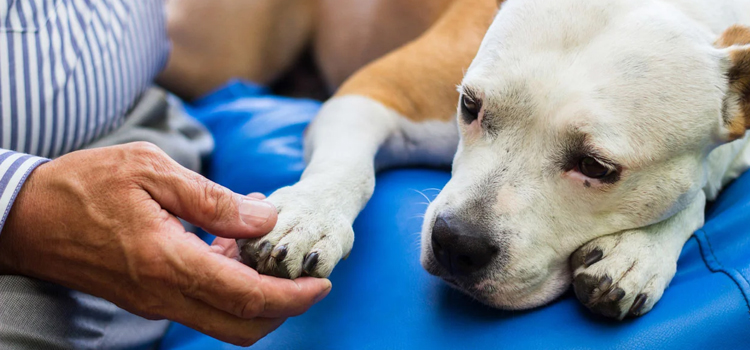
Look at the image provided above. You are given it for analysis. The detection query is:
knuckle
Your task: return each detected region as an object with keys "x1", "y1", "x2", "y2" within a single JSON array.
[
  {"x1": 126, "y1": 142, "x2": 172, "y2": 174},
  {"x1": 178, "y1": 275, "x2": 201, "y2": 298},
  {"x1": 197, "y1": 180, "x2": 234, "y2": 223},
  {"x1": 128, "y1": 141, "x2": 163, "y2": 156},
  {"x1": 238, "y1": 288, "x2": 265, "y2": 318}
]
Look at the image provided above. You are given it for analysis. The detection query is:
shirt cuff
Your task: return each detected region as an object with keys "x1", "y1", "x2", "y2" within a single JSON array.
[{"x1": 0, "y1": 150, "x2": 49, "y2": 234}]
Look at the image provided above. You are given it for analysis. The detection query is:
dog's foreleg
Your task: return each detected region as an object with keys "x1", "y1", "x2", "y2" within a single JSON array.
[
  {"x1": 239, "y1": 0, "x2": 499, "y2": 279},
  {"x1": 239, "y1": 96, "x2": 458, "y2": 279}
]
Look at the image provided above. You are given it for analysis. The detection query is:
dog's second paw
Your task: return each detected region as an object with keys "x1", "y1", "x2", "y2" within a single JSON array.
[
  {"x1": 238, "y1": 184, "x2": 354, "y2": 279},
  {"x1": 570, "y1": 231, "x2": 677, "y2": 319}
]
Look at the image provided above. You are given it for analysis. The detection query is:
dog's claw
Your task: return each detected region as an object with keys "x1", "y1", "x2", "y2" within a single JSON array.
[
  {"x1": 629, "y1": 293, "x2": 648, "y2": 316},
  {"x1": 243, "y1": 250, "x2": 259, "y2": 269},
  {"x1": 597, "y1": 275, "x2": 612, "y2": 291},
  {"x1": 606, "y1": 287, "x2": 625, "y2": 302},
  {"x1": 584, "y1": 248, "x2": 603, "y2": 267},
  {"x1": 271, "y1": 245, "x2": 288, "y2": 261},
  {"x1": 259, "y1": 241, "x2": 273, "y2": 260},
  {"x1": 303, "y1": 252, "x2": 319, "y2": 275}
]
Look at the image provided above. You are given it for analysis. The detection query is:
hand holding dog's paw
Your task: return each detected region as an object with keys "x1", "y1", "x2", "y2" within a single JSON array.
[
  {"x1": 570, "y1": 231, "x2": 678, "y2": 319},
  {"x1": 238, "y1": 183, "x2": 355, "y2": 279}
]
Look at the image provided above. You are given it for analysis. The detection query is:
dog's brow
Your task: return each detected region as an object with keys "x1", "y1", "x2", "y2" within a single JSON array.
[
  {"x1": 460, "y1": 85, "x2": 480, "y2": 101},
  {"x1": 558, "y1": 128, "x2": 618, "y2": 169}
]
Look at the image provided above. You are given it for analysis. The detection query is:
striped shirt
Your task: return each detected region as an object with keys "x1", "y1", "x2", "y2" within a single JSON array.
[{"x1": 0, "y1": 0, "x2": 170, "y2": 232}]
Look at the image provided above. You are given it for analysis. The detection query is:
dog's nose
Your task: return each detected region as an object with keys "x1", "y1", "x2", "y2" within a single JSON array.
[{"x1": 431, "y1": 214, "x2": 497, "y2": 276}]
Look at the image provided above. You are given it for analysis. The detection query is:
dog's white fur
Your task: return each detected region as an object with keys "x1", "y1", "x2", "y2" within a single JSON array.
[{"x1": 241, "y1": 0, "x2": 750, "y2": 319}]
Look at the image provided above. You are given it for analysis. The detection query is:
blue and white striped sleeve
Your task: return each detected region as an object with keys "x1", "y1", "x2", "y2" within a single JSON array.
[
  {"x1": 0, "y1": 150, "x2": 48, "y2": 232},
  {"x1": 0, "y1": 0, "x2": 169, "y2": 233}
]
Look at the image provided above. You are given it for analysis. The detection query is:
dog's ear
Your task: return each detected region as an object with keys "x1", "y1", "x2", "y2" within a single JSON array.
[{"x1": 716, "y1": 25, "x2": 750, "y2": 141}]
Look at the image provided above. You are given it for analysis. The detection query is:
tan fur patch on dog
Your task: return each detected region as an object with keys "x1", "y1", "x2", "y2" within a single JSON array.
[
  {"x1": 336, "y1": 0, "x2": 500, "y2": 122},
  {"x1": 716, "y1": 25, "x2": 750, "y2": 139}
]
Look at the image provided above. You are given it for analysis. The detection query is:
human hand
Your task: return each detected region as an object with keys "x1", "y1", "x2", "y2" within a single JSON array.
[{"x1": 0, "y1": 142, "x2": 332, "y2": 346}]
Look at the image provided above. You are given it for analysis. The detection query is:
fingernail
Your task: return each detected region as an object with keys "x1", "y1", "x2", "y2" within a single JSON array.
[
  {"x1": 247, "y1": 192, "x2": 266, "y2": 200},
  {"x1": 313, "y1": 281, "x2": 332, "y2": 304},
  {"x1": 239, "y1": 197, "x2": 276, "y2": 226}
]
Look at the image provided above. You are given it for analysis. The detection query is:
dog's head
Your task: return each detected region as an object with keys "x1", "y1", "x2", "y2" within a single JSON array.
[{"x1": 421, "y1": 0, "x2": 750, "y2": 309}]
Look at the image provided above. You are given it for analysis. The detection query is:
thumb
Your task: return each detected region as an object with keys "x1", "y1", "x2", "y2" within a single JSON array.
[{"x1": 142, "y1": 159, "x2": 277, "y2": 238}]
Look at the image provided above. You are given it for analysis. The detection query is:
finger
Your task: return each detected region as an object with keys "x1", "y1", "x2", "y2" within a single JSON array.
[
  {"x1": 211, "y1": 237, "x2": 240, "y2": 260},
  {"x1": 140, "y1": 153, "x2": 277, "y2": 238},
  {"x1": 170, "y1": 235, "x2": 332, "y2": 319},
  {"x1": 247, "y1": 192, "x2": 266, "y2": 200},
  {"x1": 163, "y1": 294, "x2": 287, "y2": 347},
  {"x1": 254, "y1": 275, "x2": 333, "y2": 318}
]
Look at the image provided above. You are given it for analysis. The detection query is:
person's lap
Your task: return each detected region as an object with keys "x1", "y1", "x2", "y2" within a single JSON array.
[{"x1": 0, "y1": 275, "x2": 168, "y2": 350}]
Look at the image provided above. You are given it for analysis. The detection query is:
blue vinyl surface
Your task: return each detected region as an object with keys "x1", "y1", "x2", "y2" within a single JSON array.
[{"x1": 160, "y1": 81, "x2": 750, "y2": 349}]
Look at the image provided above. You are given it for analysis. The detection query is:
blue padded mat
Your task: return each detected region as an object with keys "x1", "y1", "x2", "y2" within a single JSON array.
[{"x1": 160, "y1": 81, "x2": 750, "y2": 349}]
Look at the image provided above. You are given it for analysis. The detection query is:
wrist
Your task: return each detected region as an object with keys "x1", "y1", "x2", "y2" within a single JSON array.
[{"x1": 0, "y1": 161, "x2": 50, "y2": 275}]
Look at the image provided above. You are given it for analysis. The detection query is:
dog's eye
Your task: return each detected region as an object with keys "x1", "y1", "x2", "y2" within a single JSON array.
[
  {"x1": 578, "y1": 157, "x2": 614, "y2": 179},
  {"x1": 461, "y1": 94, "x2": 481, "y2": 123}
]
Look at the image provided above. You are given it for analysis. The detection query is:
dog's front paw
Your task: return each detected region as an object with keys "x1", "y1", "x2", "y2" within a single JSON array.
[
  {"x1": 238, "y1": 185, "x2": 354, "y2": 279},
  {"x1": 570, "y1": 231, "x2": 677, "y2": 319}
]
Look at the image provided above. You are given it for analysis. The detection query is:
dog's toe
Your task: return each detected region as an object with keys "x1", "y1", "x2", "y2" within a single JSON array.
[
  {"x1": 571, "y1": 232, "x2": 675, "y2": 319},
  {"x1": 573, "y1": 271, "x2": 634, "y2": 319},
  {"x1": 572, "y1": 274, "x2": 610, "y2": 305},
  {"x1": 238, "y1": 186, "x2": 354, "y2": 279},
  {"x1": 303, "y1": 231, "x2": 354, "y2": 277},
  {"x1": 573, "y1": 274, "x2": 629, "y2": 318},
  {"x1": 591, "y1": 286, "x2": 626, "y2": 319}
]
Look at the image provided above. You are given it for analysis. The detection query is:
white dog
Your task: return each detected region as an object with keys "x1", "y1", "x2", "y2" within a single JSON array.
[{"x1": 238, "y1": 0, "x2": 750, "y2": 319}]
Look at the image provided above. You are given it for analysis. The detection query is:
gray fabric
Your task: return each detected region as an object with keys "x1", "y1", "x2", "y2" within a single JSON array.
[
  {"x1": 85, "y1": 88, "x2": 214, "y2": 173},
  {"x1": 0, "y1": 276, "x2": 169, "y2": 350},
  {"x1": 0, "y1": 88, "x2": 214, "y2": 349}
]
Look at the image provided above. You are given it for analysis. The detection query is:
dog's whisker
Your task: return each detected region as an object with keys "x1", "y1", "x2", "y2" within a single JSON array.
[
  {"x1": 412, "y1": 235, "x2": 423, "y2": 251},
  {"x1": 412, "y1": 189, "x2": 434, "y2": 205}
]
